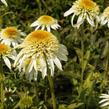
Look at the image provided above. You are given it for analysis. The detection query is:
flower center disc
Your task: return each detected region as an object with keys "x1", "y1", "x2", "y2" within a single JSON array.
[
  {"x1": 38, "y1": 15, "x2": 55, "y2": 25},
  {"x1": 2, "y1": 27, "x2": 19, "y2": 39},
  {"x1": 80, "y1": 0, "x2": 95, "y2": 10},
  {"x1": 22, "y1": 30, "x2": 59, "y2": 54},
  {"x1": 0, "y1": 43, "x2": 11, "y2": 55}
]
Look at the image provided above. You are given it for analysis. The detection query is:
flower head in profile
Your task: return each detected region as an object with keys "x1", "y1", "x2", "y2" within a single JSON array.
[
  {"x1": 64, "y1": 0, "x2": 99, "y2": 28},
  {"x1": 0, "y1": 27, "x2": 26, "y2": 47},
  {"x1": 30, "y1": 15, "x2": 61, "y2": 32},
  {"x1": 0, "y1": 43, "x2": 16, "y2": 69},
  {"x1": 14, "y1": 30, "x2": 68, "y2": 81},
  {"x1": 1, "y1": 0, "x2": 7, "y2": 6},
  {"x1": 99, "y1": 93, "x2": 109, "y2": 109},
  {"x1": 100, "y1": 7, "x2": 109, "y2": 28}
]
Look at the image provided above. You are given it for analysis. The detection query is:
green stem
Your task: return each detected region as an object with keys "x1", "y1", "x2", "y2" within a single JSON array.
[
  {"x1": 0, "y1": 56, "x2": 4, "y2": 109},
  {"x1": 81, "y1": 40, "x2": 84, "y2": 84},
  {"x1": 36, "y1": 0, "x2": 41, "y2": 14},
  {"x1": 48, "y1": 74, "x2": 57, "y2": 109},
  {"x1": 104, "y1": 57, "x2": 108, "y2": 80},
  {"x1": 34, "y1": 81, "x2": 39, "y2": 104}
]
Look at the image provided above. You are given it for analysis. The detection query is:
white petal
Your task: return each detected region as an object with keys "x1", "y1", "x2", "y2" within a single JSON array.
[
  {"x1": 75, "y1": 14, "x2": 84, "y2": 28},
  {"x1": 101, "y1": 19, "x2": 107, "y2": 25},
  {"x1": 71, "y1": 14, "x2": 76, "y2": 27},
  {"x1": 53, "y1": 56, "x2": 62, "y2": 70},
  {"x1": 107, "y1": 22, "x2": 109, "y2": 28},
  {"x1": 33, "y1": 59, "x2": 37, "y2": 72},
  {"x1": 100, "y1": 94, "x2": 109, "y2": 98},
  {"x1": 18, "y1": 55, "x2": 27, "y2": 71},
  {"x1": 100, "y1": 102, "x2": 109, "y2": 107},
  {"x1": 46, "y1": 26, "x2": 51, "y2": 32},
  {"x1": 1, "y1": 0, "x2": 8, "y2": 6},
  {"x1": 55, "y1": 24, "x2": 61, "y2": 28},
  {"x1": 33, "y1": 72, "x2": 38, "y2": 81},
  {"x1": 47, "y1": 58, "x2": 55, "y2": 76},
  {"x1": 57, "y1": 52, "x2": 68, "y2": 61},
  {"x1": 41, "y1": 25, "x2": 45, "y2": 30},
  {"x1": 64, "y1": 7, "x2": 73, "y2": 17},
  {"x1": 20, "y1": 32, "x2": 26, "y2": 36},
  {"x1": 12, "y1": 42, "x2": 18, "y2": 47},
  {"x1": 3, "y1": 56, "x2": 11, "y2": 69},
  {"x1": 51, "y1": 25, "x2": 57, "y2": 30},
  {"x1": 86, "y1": 15, "x2": 95, "y2": 26},
  {"x1": 59, "y1": 44, "x2": 68, "y2": 55},
  {"x1": 30, "y1": 21, "x2": 39, "y2": 27},
  {"x1": 39, "y1": 57, "x2": 47, "y2": 78},
  {"x1": 14, "y1": 51, "x2": 24, "y2": 67},
  {"x1": 99, "y1": 99, "x2": 109, "y2": 104},
  {"x1": 35, "y1": 25, "x2": 41, "y2": 30}
]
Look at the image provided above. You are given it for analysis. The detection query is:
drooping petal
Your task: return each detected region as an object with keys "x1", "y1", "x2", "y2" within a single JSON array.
[
  {"x1": 53, "y1": 56, "x2": 62, "y2": 71},
  {"x1": 99, "y1": 98, "x2": 109, "y2": 104},
  {"x1": 47, "y1": 58, "x2": 55, "y2": 76},
  {"x1": 64, "y1": 7, "x2": 74, "y2": 17},
  {"x1": 3, "y1": 56, "x2": 11, "y2": 69},
  {"x1": 71, "y1": 14, "x2": 76, "y2": 27},
  {"x1": 30, "y1": 21, "x2": 39, "y2": 27},
  {"x1": 86, "y1": 15, "x2": 95, "y2": 26},
  {"x1": 1, "y1": 0, "x2": 8, "y2": 6}
]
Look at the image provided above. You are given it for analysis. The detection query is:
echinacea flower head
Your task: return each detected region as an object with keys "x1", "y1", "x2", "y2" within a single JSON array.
[
  {"x1": 14, "y1": 30, "x2": 68, "y2": 81},
  {"x1": 64, "y1": 0, "x2": 99, "y2": 28},
  {"x1": 99, "y1": 93, "x2": 109, "y2": 109},
  {"x1": 0, "y1": 27, "x2": 26, "y2": 47},
  {"x1": 0, "y1": 43, "x2": 16, "y2": 69},
  {"x1": 4, "y1": 87, "x2": 16, "y2": 102},
  {"x1": 30, "y1": 15, "x2": 61, "y2": 32},
  {"x1": 100, "y1": 7, "x2": 109, "y2": 28},
  {"x1": 1, "y1": 0, "x2": 7, "y2": 6}
]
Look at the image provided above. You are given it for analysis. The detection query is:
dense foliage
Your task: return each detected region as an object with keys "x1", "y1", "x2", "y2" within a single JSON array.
[{"x1": 0, "y1": 0, "x2": 109, "y2": 109}]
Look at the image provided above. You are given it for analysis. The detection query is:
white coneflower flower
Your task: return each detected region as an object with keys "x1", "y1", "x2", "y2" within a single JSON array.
[
  {"x1": 64, "y1": 0, "x2": 99, "y2": 28},
  {"x1": 0, "y1": 43, "x2": 16, "y2": 69},
  {"x1": 1, "y1": 0, "x2": 7, "y2": 6},
  {"x1": 99, "y1": 93, "x2": 109, "y2": 109},
  {"x1": 100, "y1": 7, "x2": 109, "y2": 28},
  {"x1": 30, "y1": 15, "x2": 61, "y2": 32},
  {"x1": 0, "y1": 27, "x2": 26, "y2": 47},
  {"x1": 14, "y1": 30, "x2": 68, "y2": 81},
  {"x1": 4, "y1": 87, "x2": 16, "y2": 102}
]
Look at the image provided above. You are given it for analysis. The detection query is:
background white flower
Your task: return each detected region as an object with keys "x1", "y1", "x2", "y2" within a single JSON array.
[
  {"x1": 64, "y1": 0, "x2": 99, "y2": 28},
  {"x1": 0, "y1": 43, "x2": 16, "y2": 69},
  {"x1": 100, "y1": 7, "x2": 109, "y2": 28},
  {"x1": 0, "y1": 27, "x2": 26, "y2": 47},
  {"x1": 30, "y1": 15, "x2": 61, "y2": 32}
]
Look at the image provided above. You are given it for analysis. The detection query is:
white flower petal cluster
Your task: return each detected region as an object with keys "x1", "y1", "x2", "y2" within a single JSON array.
[
  {"x1": 64, "y1": 0, "x2": 99, "y2": 28},
  {"x1": 14, "y1": 30, "x2": 68, "y2": 81},
  {"x1": 30, "y1": 15, "x2": 61, "y2": 32},
  {"x1": 100, "y1": 7, "x2": 109, "y2": 28},
  {"x1": 0, "y1": 43, "x2": 16, "y2": 69},
  {"x1": 99, "y1": 93, "x2": 109, "y2": 109},
  {"x1": 0, "y1": 27, "x2": 26, "y2": 47}
]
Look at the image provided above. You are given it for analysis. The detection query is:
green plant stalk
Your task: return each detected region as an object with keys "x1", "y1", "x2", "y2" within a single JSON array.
[
  {"x1": 0, "y1": 56, "x2": 4, "y2": 109},
  {"x1": 104, "y1": 57, "x2": 108, "y2": 80},
  {"x1": 48, "y1": 74, "x2": 57, "y2": 109},
  {"x1": 36, "y1": 0, "x2": 41, "y2": 14},
  {"x1": 34, "y1": 81, "x2": 39, "y2": 105},
  {"x1": 81, "y1": 39, "x2": 84, "y2": 84}
]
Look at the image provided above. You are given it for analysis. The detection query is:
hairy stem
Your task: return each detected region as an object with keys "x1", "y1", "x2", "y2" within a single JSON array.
[{"x1": 48, "y1": 74, "x2": 57, "y2": 109}]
